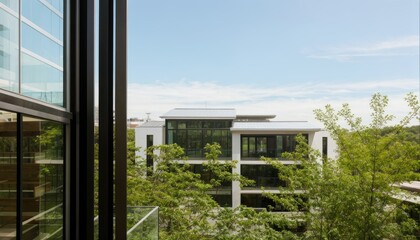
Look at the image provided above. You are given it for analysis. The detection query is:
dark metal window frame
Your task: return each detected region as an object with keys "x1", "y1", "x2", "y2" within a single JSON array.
[
  {"x1": 1, "y1": 0, "x2": 126, "y2": 238},
  {"x1": 0, "y1": 107, "x2": 69, "y2": 239},
  {"x1": 240, "y1": 164, "x2": 286, "y2": 189},
  {"x1": 240, "y1": 134, "x2": 309, "y2": 160},
  {"x1": 98, "y1": 0, "x2": 128, "y2": 239},
  {"x1": 322, "y1": 137, "x2": 328, "y2": 159},
  {"x1": 165, "y1": 119, "x2": 233, "y2": 159},
  {"x1": 0, "y1": 0, "x2": 72, "y2": 238}
]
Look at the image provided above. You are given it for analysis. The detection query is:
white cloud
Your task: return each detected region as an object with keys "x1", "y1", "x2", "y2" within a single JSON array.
[
  {"x1": 127, "y1": 79, "x2": 419, "y2": 126},
  {"x1": 308, "y1": 36, "x2": 419, "y2": 61}
]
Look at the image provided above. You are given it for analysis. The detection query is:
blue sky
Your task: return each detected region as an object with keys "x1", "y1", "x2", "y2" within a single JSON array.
[{"x1": 126, "y1": 0, "x2": 419, "y2": 124}]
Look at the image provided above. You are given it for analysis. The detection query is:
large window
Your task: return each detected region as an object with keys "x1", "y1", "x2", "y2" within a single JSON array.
[
  {"x1": 0, "y1": 0, "x2": 64, "y2": 106},
  {"x1": 0, "y1": 110, "x2": 17, "y2": 238},
  {"x1": 241, "y1": 134, "x2": 308, "y2": 160},
  {"x1": 241, "y1": 165, "x2": 286, "y2": 189},
  {"x1": 166, "y1": 120, "x2": 232, "y2": 158},
  {"x1": 189, "y1": 164, "x2": 232, "y2": 207},
  {"x1": 322, "y1": 137, "x2": 328, "y2": 159},
  {"x1": 0, "y1": 6, "x2": 19, "y2": 92},
  {"x1": 0, "y1": 1, "x2": 66, "y2": 238},
  {"x1": 0, "y1": 112, "x2": 64, "y2": 239},
  {"x1": 241, "y1": 194, "x2": 307, "y2": 212}
]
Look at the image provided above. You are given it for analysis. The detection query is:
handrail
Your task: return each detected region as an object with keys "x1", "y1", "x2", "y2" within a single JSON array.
[
  {"x1": 22, "y1": 203, "x2": 63, "y2": 225},
  {"x1": 126, "y1": 206, "x2": 159, "y2": 235}
]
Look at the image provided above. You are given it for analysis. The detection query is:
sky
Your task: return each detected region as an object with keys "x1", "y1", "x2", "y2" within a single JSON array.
[{"x1": 126, "y1": 0, "x2": 419, "y2": 125}]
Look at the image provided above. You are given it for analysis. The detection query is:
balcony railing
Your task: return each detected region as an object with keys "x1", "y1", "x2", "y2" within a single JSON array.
[
  {"x1": 127, "y1": 206, "x2": 159, "y2": 240},
  {"x1": 94, "y1": 206, "x2": 159, "y2": 239}
]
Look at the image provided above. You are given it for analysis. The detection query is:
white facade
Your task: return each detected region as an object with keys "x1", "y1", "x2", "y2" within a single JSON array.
[
  {"x1": 135, "y1": 108, "x2": 337, "y2": 209},
  {"x1": 135, "y1": 121, "x2": 165, "y2": 161}
]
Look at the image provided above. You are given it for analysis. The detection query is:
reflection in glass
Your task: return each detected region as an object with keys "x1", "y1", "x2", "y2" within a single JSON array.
[
  {"x1": 189, "y1": 164, "x2": 232, "y2": 207},
  {"x1": 22, "y1": 116, "x2": 64, "y2": 239},
  {"x1": 0, "y1": 110, "x2": 16, "y2": 238},
  {"x1": 0, "y1": 0, "x2": 65, "y2": 106},
  {"x1": 241, "y1": 134, "x2": 308, "y2": 160},
  {"x1": 46, "y1": 0, "x2": 64, "y2": 13},
  {"x1": 0, "y1": 0, "x2": 18, "y2": 12},
  {"x1": 22, "y1": 0, "x2": 63, "y2": 42},
  {"x1": 0, "y1": 7, "x2": 18, "y2": 92},
  {"x1": 241, "y1": 165, "x2": 285, "y2": 189},
  {"x1": 21, "y1": 53, "x2": 63, "y2": 106},
  {"x1": 22, "y1": 23, "x2": 63, "y2": 66}
]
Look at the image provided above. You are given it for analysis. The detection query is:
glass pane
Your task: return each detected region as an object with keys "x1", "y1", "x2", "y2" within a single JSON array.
[
  {"x1": 241, "y1": 137, "x2": 248, "y2": 157},
  {"x1": 0, "y1": 7, "x2": 18, "y2": 92},
  {"x1": 187, "y1": 130, "x2": 202, "y2": 157},
  {"x1": 0, "y1": 110, "x2": 17, "y2": 238},
  {"x1": 0, "y1": 0, "x2": 18, "y2": 12},
  {"x1": 241, "y1": 165, "x2": 284, "y2": 189},
  {"x1": 127, "y1": 207, "x2": 159, "y2": 240},
  {"x1": 167, "y1": 130, "x2": 175, "y2": 144},
  {"x1": 22, "y1": 116, "x2": 64, "y2": 239},
  {"x1": 186, "y1": 120, "x2": 200, "y2": 129},
  {"x1": 22, "y1": 0, "x2": 64, "y2": 42},
  {"x1": 212, "y1": 129, "x2": 221, "y2": 139},
  {"x1": 177, "y1": 129, "x2": 187, "y2": 150},
  {"x1": 22, "y1": 23, "x2": 63, "y2": 66},
  {"x1": 21, "y1": 53, "x2": 63, "y2": 106},
  {"x1": 276, "y1": 135, "x2": 283, "y2": 158},
  {"x1": 20, "y1": 0, "x2": 64, "y2": 107},
  {"x1": 177, "y1": 121, "x2": 186, "y2": 129},
  {"x1": 249, "y1": 137, "x2": 255, "y2": 157},
  {"x1": 284, "y1": 135, "x2": 291, "y2": 152},
  {"x1": 203, "y1": 129, "x2": 212, "y2": 145},
  {"x1": 267, "y1": 136, "x2": 276, "y2": 157},
  {"x1": 256, "y1": 137, "x2": 267, "y2": 156},
  {"x1": 47, "y1": 0, "x2": 64, "y2": 14},
  {"x1": 167, "y1": 120, "x2": 176, "y2": 130}
]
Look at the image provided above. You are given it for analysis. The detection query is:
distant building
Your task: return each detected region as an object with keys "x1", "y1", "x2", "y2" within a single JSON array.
[{"x1": 135, "y1": 108, "x2": 338, "y2": 209}]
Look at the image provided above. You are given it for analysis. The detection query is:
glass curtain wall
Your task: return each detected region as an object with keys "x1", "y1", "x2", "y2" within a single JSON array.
[
  {"x1": 241, "y1": 165, "x2": 286, "y2": 189},
  {"x1": 241, "y1": 134, "x2": 308, "y2": 159},
  {"x1": 0, "y1": 110, "x2": 17, "y2": 238},
  {"x1": 0, "y1": 0, "x2": 66, "y2": 238},
  {"x1": 0, "y1": 113, "x2": 64, "y2": 239},
  {"x1": 0, "y1": 0, "x2": 64, "y2": 106},
  {"x1": 166, "y1": 120, "x2": 232, "y2": 158},
  {"x1": 189, "y1": 164, "x2": 232, "y2": 207},
  {"x1": 22, "y1": 116, "x2": 64, "y2": 239}
]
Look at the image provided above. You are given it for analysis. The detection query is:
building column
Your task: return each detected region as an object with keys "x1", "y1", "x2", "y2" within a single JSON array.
[{"x1": 232, "y1": 132, "x2": 241, "y2": 208}]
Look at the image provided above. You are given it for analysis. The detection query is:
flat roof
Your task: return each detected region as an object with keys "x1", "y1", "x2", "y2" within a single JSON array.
[
  {"x1": 231, "y1": 121, "x2": 321, "y2": 132},
  {"x1": 160, "y1": 108, "x2": 236, "y2": 120},
  {"x1": 236, "y1": 114, "x2": 276, "y2": 120},
  {"x1": 137, "y1": 121, "x2": 165, "y2": 128}
]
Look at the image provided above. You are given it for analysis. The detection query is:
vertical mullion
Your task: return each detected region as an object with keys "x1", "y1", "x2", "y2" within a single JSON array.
[
  {"x1": 99, "y1": 0, "x2": 114, "y2": 239},
  {"x1": 18, "y1": 0, "x2": 21, "y2": 94},
  {"x1": 17, "y1": 11, "x2": 22, "y2": 240},
  {"x1": 70, "y1": 0, "x2": 95, "y2": 238},
  {"x1": 115, "y1": 0, "x2": 127, "y2": 238},
  {"x1": 16, "y1": 113, "x2": 22, "y2": 240}
]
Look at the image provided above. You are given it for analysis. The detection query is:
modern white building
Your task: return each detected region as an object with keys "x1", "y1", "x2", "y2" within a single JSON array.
[{"x1": 135, "y1": 108, "x2": 337, "y2": 210}]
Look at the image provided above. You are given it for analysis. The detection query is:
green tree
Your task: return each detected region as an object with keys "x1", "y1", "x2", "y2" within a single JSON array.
[
  {"x1": 265, "y1": 93, "x2": 420, "y2": 239},
  {"x1": 128, "y1": 142, "x2": 298, "y2": 239}
]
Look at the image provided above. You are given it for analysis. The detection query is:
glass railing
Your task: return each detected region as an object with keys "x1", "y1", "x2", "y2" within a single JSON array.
[
  {"x1": 93, "y1": 206, "x2": 159, "y2": 239},
  {"x1": 21, "y1": 203, "x2": 63, "y2": 239},
  {"x1": 127, "y1": 206, "x2": 159, "y2": 240}
]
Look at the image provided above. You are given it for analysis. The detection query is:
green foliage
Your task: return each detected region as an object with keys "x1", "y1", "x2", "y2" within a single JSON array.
[
  {"x1": 127, "y1": 142, "x2": 293, "y2": 239},
  {"x1": 264, "y1": 93, "x2": 420, "y2": 239}
]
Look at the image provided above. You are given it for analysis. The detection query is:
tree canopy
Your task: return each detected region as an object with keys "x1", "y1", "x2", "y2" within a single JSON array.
[
  {"x1": 123, "y1": 92, "x2": 420, "y2": 239},
  {"x1": 263, "y1": 93, "x2": 420, "y2": 239}
]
